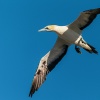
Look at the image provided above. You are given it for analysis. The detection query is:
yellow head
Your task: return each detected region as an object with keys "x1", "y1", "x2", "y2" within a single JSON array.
[{"x1": 38, "y1": 25, "x2": 57, "y2": 32}]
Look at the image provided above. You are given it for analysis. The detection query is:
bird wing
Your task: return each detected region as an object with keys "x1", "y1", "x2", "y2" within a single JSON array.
[
  {"x1": 68, "y1": 8, "x2": 100, "y2": 33},
  {"x1": 29, "y1": 37, "x2": 69, "y2": 97}
]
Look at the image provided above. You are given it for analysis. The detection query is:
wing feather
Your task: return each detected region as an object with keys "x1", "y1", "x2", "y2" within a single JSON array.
[
  {"x1": 29, "y1": 37, "x2": 69, "y2": 97},
  {"x1": 68, "y1": 8, "x2": 100, "y2": 33}
]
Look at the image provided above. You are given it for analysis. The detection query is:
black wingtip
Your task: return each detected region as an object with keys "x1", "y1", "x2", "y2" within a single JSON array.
[
  {"x1": 83, "y1": 8, "x2": 100, "y2": 14},
  {"x1": 29, "y1": 93, "x2": 32, "y2": 98},
  {"x1": 29, "y1": 90, "x2": 32, "y2": 97},
  {"x1": 29, "y1": 94, "x2": 33, "y2": 98},
  {"x1": 29, "y1": 86, "x2": 35, "y2": 98},
  {"x1": 29, "y1": 90, "x2": 34, "y2": 98}
]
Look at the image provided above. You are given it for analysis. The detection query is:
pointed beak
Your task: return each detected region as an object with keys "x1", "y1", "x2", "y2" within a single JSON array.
[{"x1": 38, "y1": 28, "x2": 47, "y2": 32}]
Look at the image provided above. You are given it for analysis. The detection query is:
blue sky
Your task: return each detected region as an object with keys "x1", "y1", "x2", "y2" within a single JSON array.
[{"x1": 0, "y1": 0, "x2": 100, "y2": 100}]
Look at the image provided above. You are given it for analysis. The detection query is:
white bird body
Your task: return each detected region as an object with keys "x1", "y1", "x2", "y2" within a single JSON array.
[
  {"x1": 46, "y1": 25, "x2": 91, "y2": 51},
  {"x1": 54, "y1": 25, "x2": 82, "y2": 45},
  {"x1": 29, "y1": 8, "x2": 100, "y2": 97}
]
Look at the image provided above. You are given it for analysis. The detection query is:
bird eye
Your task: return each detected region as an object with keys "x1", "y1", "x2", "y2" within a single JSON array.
[{"x1": 45, "y1": 27, "x2": 49, "y2": 29}]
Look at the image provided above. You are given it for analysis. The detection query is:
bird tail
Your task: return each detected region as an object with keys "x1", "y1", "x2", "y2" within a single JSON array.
[{"x1": 83, "y1": 43, "x2": 98, "y2": 54}]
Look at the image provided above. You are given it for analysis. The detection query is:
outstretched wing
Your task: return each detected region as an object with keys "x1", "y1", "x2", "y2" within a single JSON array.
[
  {"x1": 29, "y1": 37, "x2": 69, "y2": 97},
  {"x1": 68, "y1": 8, "x2": 100, "y2": 32}
]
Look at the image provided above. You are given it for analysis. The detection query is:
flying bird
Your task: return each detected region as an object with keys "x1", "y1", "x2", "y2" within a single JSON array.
[{"x1": 29, "y1": 8, "x2": 100, "y2": 97}]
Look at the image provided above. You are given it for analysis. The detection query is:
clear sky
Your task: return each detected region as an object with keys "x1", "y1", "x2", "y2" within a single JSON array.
[{"x1": 0, "y1": 0, "x2": 100, "y2": 100}]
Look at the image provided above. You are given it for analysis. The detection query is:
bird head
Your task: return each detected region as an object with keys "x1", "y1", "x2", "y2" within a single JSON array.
[{"x1": 38, "y1": 25, "x2": 57, "y2": 32}]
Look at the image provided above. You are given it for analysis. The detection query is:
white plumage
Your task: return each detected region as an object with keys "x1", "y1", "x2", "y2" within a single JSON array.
[{"x1": 29, "y1": 8, "x2": 100, "y2": 97}]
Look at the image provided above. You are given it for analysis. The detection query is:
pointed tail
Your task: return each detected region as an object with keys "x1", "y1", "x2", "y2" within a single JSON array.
[{"x1": 83, "y1": 43, "x2": 98, "y2": 54}]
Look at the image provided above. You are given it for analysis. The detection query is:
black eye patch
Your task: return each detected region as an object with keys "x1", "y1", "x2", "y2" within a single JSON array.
[{"x1": 45, "y1": 27, "x2": 49, "y2": 29}]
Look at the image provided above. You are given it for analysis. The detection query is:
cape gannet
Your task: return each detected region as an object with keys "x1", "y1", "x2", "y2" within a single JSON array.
[{"x1": 29, "y1": 8, "x2": 100, "y2": 97}]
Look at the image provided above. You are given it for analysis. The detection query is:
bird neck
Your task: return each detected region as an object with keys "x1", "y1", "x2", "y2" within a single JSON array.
[{"x1": 54, "y1": 26, "x2": 68, "y2": 35}]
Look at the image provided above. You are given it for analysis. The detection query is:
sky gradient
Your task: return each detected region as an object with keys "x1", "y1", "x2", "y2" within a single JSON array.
[{"x1": 0, "y1": 0, "x2": 100, "y2": 100}]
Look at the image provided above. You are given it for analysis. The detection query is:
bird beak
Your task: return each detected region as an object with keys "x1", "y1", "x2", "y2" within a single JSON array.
[
  {"x1": 38, "y1": 28, "x2": 51, "y2": 32},
  {"x1": 38, "y1": 28, "x2": 47, "y2": 32}
]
